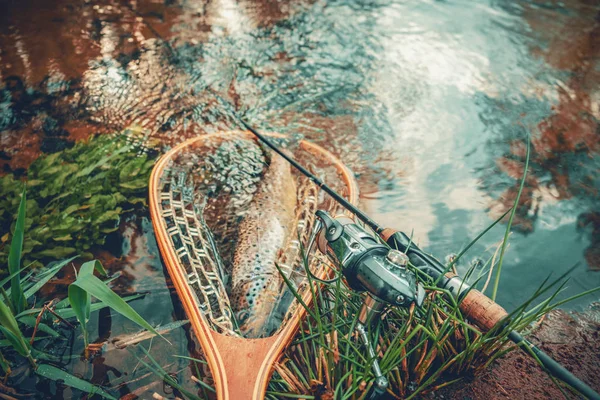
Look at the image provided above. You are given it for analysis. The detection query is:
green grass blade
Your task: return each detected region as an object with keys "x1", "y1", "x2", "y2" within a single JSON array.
[
  {"x1": 53, "y1": 271, "x2": 121, "y2": 311},
  {"x1": 67, "y1": 260, "x2": 110, "y2": 344},
  {"x1": 50, "y1": 293, "x2": 146, "y2": 319},
  {"x1": 0, "y1": 336, "x2": 45, "y2": 348},
  {"x1": 68, "y1": 283, "x2": 91, "y2": 329},
  {"x1": 275, "y1": 263, "x2": 317, "y2": 321},
  {"x1": 0, "y1": 350, "x2": 10, "y2": 375},
  {"x1": 36, "y1": 364, "x2": 117, "y2": 400},
  {"x1": 0, "y1": 326, "x2": 29, "y2": 357},
  {"x1": 4, "y1": 270, "x2": 35, "y2": 298},
  {"x1": 173, "y1": 354, "x2": 208, "y2": 365},
  {"x1": 440, "y1": 208, "x2": 512, "y2": 281},
  {"x1": 24, "y1": 257, "x2": 77, "y2": 300},
  {"x1": 31, "y1": 348, "x2": 63, "y2": 362},
  {"x1": 71, "y1": 274, "x2": 162, "y2": 340},
  {"x1": 78, "y1": 260, "x2": 108, "y2": 278},
  {"x1": 53, "y1": 296, "x2": 72, "y2": 310},
  {"x1": 130, "y1": 347, "x2": 202, "y2": 400},
  {"x1": 547, "y1": 286, "x2": 600, "y2": 310},
  {"x1": 8, "y1": 187, "x2": 27, "y2": 314},
  {"x1": 0, "y1": 301, "x2": 24, "y2": 345},
  {"x1": 265, "y1": 392, "x2": 314, "y2": 399},
  {"x1": 491, "y1": 137, "x2": 530, "y2": 300}
]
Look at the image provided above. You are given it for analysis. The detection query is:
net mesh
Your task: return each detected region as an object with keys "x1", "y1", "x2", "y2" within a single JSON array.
[
  {"x1": 154, "y1": 133, "x2": 350, "y2": 337},
  {"x1": 158, "y1": 168, "x2": 236, "y2": 334}
]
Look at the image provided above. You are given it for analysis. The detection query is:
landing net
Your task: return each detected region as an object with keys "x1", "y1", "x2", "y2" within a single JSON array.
[{"x1": 152, "y1": 131, "x2": 356, "y2": 338}]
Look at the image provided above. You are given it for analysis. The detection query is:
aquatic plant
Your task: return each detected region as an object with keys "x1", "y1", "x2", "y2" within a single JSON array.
[
  {"x1": 68, "y1": 259, "x2": 161, "y2": 354},
  {"x1": 0, "y1": 189, "x2": 159, "y2": 399},
  {"x1": 0, "y1": 131, "x2": 155, "y2": 272},
  {"x1": 36, "y1": 364, "x2": 117, "y2": 400},
  {"x1": 125, "y1": 247, "x2": 597, "y2": 399}
]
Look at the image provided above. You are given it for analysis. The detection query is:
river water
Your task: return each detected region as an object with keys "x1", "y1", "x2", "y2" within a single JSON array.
[{"x1": 0, "y1": 0, "x2": 599, "y2": 397}]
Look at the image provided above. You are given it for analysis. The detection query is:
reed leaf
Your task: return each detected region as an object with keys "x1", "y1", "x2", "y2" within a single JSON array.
[
  {"x1": 0, "y1": 301, "x2": 32, "y2": 363},
  {"x1": 0, "y1": 350, "x2": 9, "y2": 375},
  {"x1": 7, "y1": 188, "x2": 27, "y2": 314},
  {"x1": 17, "y1": 293, "x2": 147, "y2": 320},
  {"x1": 0, "y1": 327, "x2": 29, "y2": 358},
  {"x1": 18, "y1": 316, "x2": 61, "y2": 338},
  {"x1": 491, "y1": 137, "x2": 530, "y2": 300},
  {"x1": 70, "y1": 272, "x2": 161, "y2": 339},
  {"x1": 0, "y1": 336, "x2": 44, "y2": 348},
  {"x1": 0, "y1": 266, "x2": 30, "y2": 290},
  {"x1": 68, "y1": 277, "x2": 91, "y2": 347},
  {"x1": 129, "y1": 346, "x2": 202, "y2": 400}
]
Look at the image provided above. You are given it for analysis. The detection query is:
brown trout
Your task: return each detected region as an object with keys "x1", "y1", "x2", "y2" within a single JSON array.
[{"x1": 230, "y1": 150, "x2": 297, "y2": 338}]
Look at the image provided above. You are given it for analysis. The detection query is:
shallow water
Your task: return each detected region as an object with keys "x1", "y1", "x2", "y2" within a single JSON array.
[{"x1": 0, "y1": 0, "x2": 599, "y2": 397}]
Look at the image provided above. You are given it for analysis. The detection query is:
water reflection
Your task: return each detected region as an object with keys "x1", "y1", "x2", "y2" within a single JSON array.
[{"x1": 485, "y1": 0, "x2": 599, "y2": 271}]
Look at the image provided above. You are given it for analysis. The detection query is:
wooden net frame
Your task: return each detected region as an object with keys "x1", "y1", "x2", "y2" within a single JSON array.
[{"x1": 149, "y1": 130, "x2": 359, "y2": 399}]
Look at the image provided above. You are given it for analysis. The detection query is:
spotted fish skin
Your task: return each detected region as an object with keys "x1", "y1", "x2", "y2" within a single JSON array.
[{"x1": 230, "y1": 151, "x2": 297, "y2": 338}]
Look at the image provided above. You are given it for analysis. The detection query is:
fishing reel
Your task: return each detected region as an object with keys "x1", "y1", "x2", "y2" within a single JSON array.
[
  {"x1": 310, "y1": 210, "x2": 425, "y2": 309},
  {"x1": 308, "y1": 210, "x2": 426, "y2": 399}
]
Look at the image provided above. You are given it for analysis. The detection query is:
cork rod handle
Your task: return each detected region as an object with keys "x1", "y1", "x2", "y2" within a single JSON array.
[{"x1": 459, "y1": 289, "x2": 508, "y2": 331}]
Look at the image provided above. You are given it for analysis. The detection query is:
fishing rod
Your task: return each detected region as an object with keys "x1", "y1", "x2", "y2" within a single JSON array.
[{"x1": 233, "y1": 117, "x2": 600, "y2": 400}]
